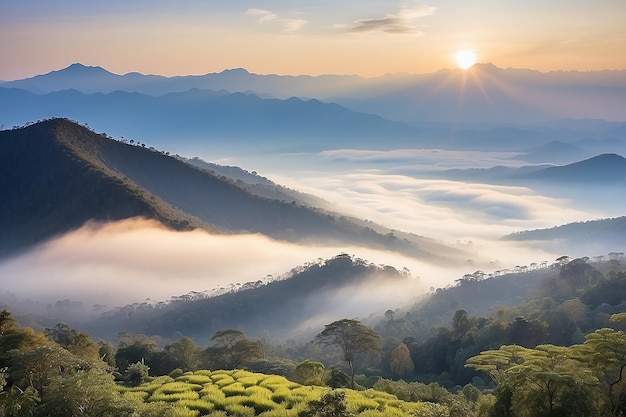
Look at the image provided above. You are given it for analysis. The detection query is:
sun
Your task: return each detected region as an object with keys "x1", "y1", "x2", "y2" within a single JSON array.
[{"x1": 454, "y1": 49, "x2": 477, "y2": 70}]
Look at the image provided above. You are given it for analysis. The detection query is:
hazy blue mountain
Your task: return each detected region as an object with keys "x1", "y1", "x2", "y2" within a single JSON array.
[
  {"x1": 1, "y1": 63, "x2": 366, "y2": 98},
  {"x1": 0, "y1": 87, "x2": 420, "y2": 151},
  {"x1": 503, "y1": 216, "x2": 626, "y2": 247},
  {"x1": 523, "y1": 153, "x2": 626, "y2": 183},
  {"x1": 336, "y1": 64, "x2": 626, "y2": 124},
  {"x1": 428, "y1": 153, "x2": 626, "y2": 184},
  {"x1": 0, "y1": 119, "x2": 466, "y2": 262},
  {"x1": 4, "y1": 63, "x2": 626, "y2": 125},
  {"x1": 514, "y1": 140, "x2": 587, "y2": 164}
]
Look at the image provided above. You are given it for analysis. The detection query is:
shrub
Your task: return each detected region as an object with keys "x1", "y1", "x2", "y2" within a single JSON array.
[
  {"x1": 177, "y1": 374, "x2": 213, "y2": 385},
  {"x1": 172, "y1": 406, "x2": 200, "y2": 417},
  {"x1": 177, "y1": 399, "x2": 215, "y2": 414},
  {"x1": 169, "y1": 369, "x2": 185, "y2": 379},
  {"x1": 221, "y1": 382, "x2": 247, "y2": 397},
  {"x1": 160, "y1": 382, "x2": 202, "y2": 394},
  {"x1": 224, "y1": 403, "x2": 256, "y2": 417},
  {"x1": 149, "y1": 391, "x2": 200, "y2": 402}
]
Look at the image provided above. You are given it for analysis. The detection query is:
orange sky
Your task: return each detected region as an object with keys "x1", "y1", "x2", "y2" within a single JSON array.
[{"x1": 1, "y1": 1, "x2": 626, "y2": 80}]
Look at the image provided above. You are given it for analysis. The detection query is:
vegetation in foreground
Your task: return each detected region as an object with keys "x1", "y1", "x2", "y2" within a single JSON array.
[{"x1": 2, "y1": 255, "x2": 626, "y2": 416}]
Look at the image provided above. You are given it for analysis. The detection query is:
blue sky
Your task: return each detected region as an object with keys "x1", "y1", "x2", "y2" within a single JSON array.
[{"x1": 1, "y1": 0, "x2": 625, "y2": 79}]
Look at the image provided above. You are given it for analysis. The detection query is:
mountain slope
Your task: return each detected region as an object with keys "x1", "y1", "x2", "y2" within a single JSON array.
[
  {"x1": 89, "y1": 254, "x2": 408, "y2": 340},
  {"x1": 0, "y1": 119, "x2": 466, "y2": 262},
  {"x1": 502, "y1": 216, "x2": 626, "y2": 246},
  {"x1": 522, "y1": 153, "x2": 626, "y2": 183},
  {"x1": 0, "y1": 119, "x2": 203, "y2": 257}
]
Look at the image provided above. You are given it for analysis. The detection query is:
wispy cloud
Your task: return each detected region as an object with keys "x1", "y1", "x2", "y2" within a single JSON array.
[
  {"x1": 246, "y1": 8, "x2": 278, "y2": 22},
  {"x1": 349, "y1": 2, "x2": 436, "y2": 34},
  {"x1": 246, "y1": 8, "x2": 307, "y2": 34}
]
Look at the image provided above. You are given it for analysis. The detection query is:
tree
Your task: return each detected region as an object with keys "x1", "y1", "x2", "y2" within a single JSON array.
[
  {"x1": 314, "y1": 319, "x2": 381, "y2": 388},
  {"x1": 293, "y1": 360, "x2": 326, "y2": 385},
  {"x1": 0, "y1": 310, "x2": 19, "y2": 335},
  {"x1": 114, "y1": 333, "x2": 160, "y2": 373},
  {"x1": 452, "y1": 310, "x2": 471, "y2": 340},
  {"x1": 126, "y1": 361, "x2": 150, "y2": 387},
  {"x1": 166, "y1": 337, "x2": 201, "y2": 371},
  {"x1": 466, "y1": 344, "x2": 596, "y2": 417},
  {"x1": 298, "y1": 390, "x2": 350, "y2": 417},
  {"x1": 44, "y1": 323, "x2": 100, "y2": 362},
  {"x1": 574, "y1": 326, "x2": 626, "y2": 416},
  {"x1": 390, "y1": 343, "x2": 414, "y2": 378},
  {"x1": 204, "y1": 329, "x2": 263, "y2": 369}
]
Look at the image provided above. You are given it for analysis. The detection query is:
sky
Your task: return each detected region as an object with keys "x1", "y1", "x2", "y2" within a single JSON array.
[{"x1": 2, "y1": 0, "x2": 626, "y2": 80}]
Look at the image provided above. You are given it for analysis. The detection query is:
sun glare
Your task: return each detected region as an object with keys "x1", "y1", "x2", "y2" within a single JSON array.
[{"x1": 454, "y1": 49, "x2": 477, "y2": 70}]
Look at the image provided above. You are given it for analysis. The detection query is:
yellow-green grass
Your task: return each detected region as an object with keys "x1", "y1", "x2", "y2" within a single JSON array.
[{"x1": 126, "y1": 369, "x2": 447, "y2": 417}]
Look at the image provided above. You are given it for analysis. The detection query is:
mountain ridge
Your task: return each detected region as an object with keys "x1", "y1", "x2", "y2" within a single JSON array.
[
  {"x1": 3, "y1": 62, "x2": 625, "y2": 124},
  {"x1": 0, "y1": 119, "x2": 467, "y2": 263}
]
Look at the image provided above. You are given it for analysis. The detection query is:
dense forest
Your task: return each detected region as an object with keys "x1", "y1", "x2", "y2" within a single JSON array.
[{"x1": 2, "y1": 255, "x2": 626, "y2": 416}]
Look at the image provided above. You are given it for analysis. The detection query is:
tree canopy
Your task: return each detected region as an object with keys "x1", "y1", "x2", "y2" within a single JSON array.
[{"x1": 314, "y1": 319, "x2": 381, "y2": 388}]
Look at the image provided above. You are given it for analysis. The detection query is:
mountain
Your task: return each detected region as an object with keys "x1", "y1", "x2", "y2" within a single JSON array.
[
  {"x1": 514, "y1": 140, "x2": 586, "y2": 164},
  {"x1": 88, "y1": 253, "x2": 408, "y2": 340},
  {"x1": 0, "y1": 63, "x2": 366, "y2": 97},
  {"x1": 523, "y1": 153, "x2": 626, "y2": 183},
  {"x1": 336, "y1": 64, "x2": 626, "y2": 123},
  {"x1": 0, "y1": 87, "x2": 420, "y2": 150},
  {"x1": 182, "y1": 157, "x2": 333, "y2": 210},
  {"x1": 0, "y1": 119, "x2": 205, "y2": 258},
  {"x1": 502, "y1": 216, "x2": 626, "y2": 247},
  {"x1": 4, "y1": 63, "x2": 626, "y2": 125},
  {"x1": 0, "y1": 119, "x2": 466, "y2": 262},
  {"x1": 427, "y1": 154, "x2": 626, "y2": 184}
]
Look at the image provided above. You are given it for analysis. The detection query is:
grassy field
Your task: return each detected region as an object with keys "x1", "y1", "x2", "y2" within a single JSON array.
[{"x1": 119, "y1": 369, "x2": 448, "y2": 417}]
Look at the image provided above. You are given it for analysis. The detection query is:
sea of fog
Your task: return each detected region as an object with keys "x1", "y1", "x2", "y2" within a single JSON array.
[{"x1": 1, "y1": 145, "x2": 623, "y2": 319}]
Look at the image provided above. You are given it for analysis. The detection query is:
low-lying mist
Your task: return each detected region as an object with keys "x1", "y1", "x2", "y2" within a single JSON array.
[{"x1": 0, "y1": 218, "x2": 557, "y2": 328}]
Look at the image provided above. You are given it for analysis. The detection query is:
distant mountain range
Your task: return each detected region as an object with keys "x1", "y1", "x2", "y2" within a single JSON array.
[
  {"x1": 0, "y1": 119, "x2": 465, "y2": 262},
  {"x1": 2, "y1": 62, "x2": 625, "y2": 124},
  {"x1": 503, "y1": 216, "x2": 626, "y2": 247},
  {"x1": 0, "y1": 87, "x2": 420, "y2": 151},
  {"x1": 425, "y1": 153, "x2": 626, "y2": 184}
]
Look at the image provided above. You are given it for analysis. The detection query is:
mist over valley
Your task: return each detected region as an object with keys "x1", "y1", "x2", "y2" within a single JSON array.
[{"x1": 1, "y1": 63, "x2": 625, "y2": 342}]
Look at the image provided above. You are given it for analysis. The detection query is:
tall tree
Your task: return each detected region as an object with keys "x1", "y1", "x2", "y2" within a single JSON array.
[
  {"x1": 204, "y1": 329, "x2": 263, "y2": 369},
  {"x1": 314, "y1": 318, "x2": 381, "y2": 388},
  {"x1": 574, "y1": 326, "x2": 626, "y2": 417},
  {"x1": 166, "y1": 337, "x2": 201, "y2": 371},
  {"x1": 390, "y1": 343, "x2": 414, "y2": 378}
]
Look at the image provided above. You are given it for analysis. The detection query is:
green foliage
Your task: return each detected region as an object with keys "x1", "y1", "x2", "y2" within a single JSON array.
[
  {"x1": 203, "y1": 330, "x2": 264, "y2": 370},
  {"x1": 0, "y1": 386, "x2": 40, "y2": 417},
  {"x1": 315, "y1": 319, "x2": 381, "y2": 389},
  {"x1": 293, "y1": 360, "x2": 326, "y2": 385},
  {"x1": 124, "y1": 369, "x2": 440, "y2": 417},
  {"x1": 298, "y1": 390, "x2": 350, "y2": 417},
  {"x1": 127, "y1": 361, "x2": 150, "y2": 386}
]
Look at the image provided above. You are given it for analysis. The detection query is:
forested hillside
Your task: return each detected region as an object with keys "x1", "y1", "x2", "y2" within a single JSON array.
[
  {"x1": 86, "y1": 254, "x2": 408, "y2": 340},
  {"x1": 1, "y1": 256, "x2": 626, "y2": 416},
  {"x1": 0, "y1": 119, "x2": 468, "y2": 263}
]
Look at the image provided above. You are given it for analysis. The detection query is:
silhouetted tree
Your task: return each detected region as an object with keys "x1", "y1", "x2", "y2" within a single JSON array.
[
  {"x1": 314, "y1": 319, "x2": 381, "y2": 388},
  {"x1": 203, "y1": 329, "x2": 263, "y2": 369}
]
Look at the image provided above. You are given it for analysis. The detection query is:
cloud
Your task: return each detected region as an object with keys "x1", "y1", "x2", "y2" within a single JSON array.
[
  {"x1": 0, "y1": 218, "x2": 473, "y2": 316},
  {"x1": 246, "y1": 8, "x2": 278, "y2": 22},
  {"x1": 317, "y1": 148, "x2": 522, "y2": 169},
  {"x1": 245, "y1": 8, "x2": 307, "y2": 34},
  {"x1": 348, "y1": 2, "x2": 436, "y2": 34}
]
